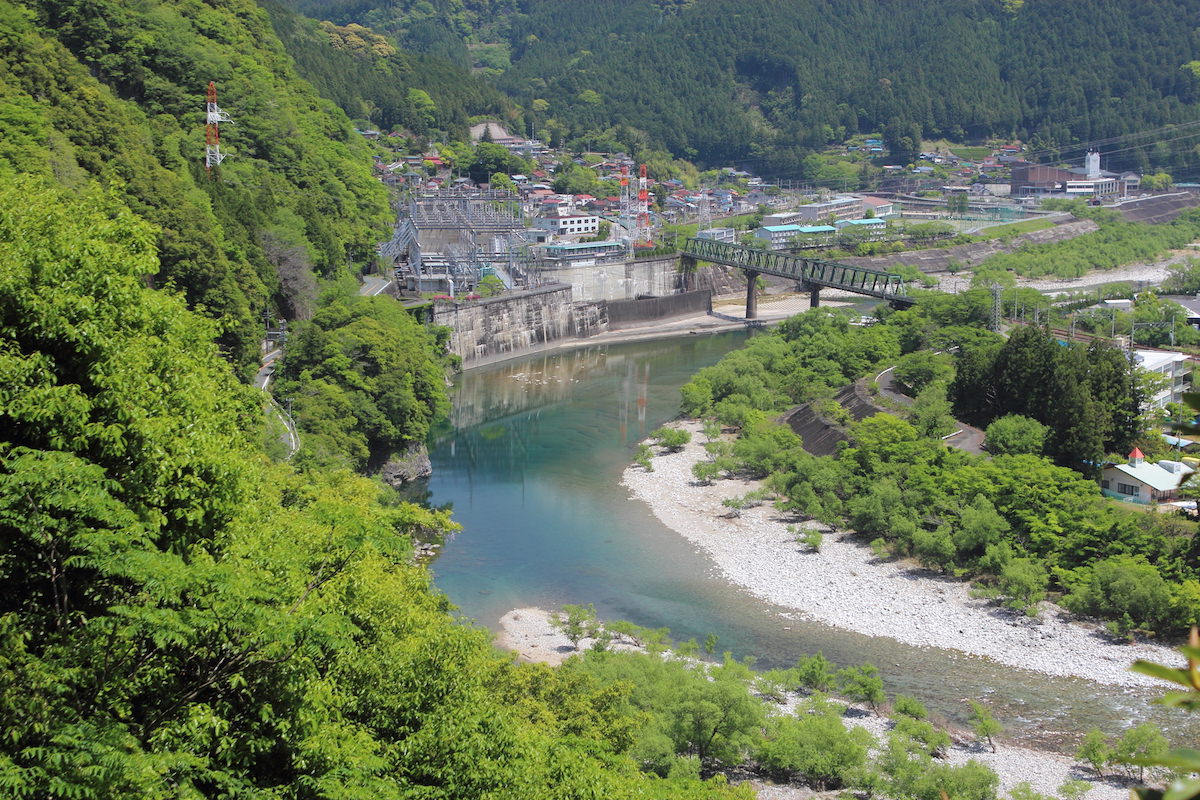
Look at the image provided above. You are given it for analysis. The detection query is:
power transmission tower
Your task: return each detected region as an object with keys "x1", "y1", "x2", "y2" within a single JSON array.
[
  {"x1": 635, "y1": 164, "x2": 651, "y2": 243},
  {"x1": 698, "y1": 190, "x2": 712, "y2": 231},
  {"x1": 990, "y1": 283, "x2": 1002, "y2": 332},
  {"x1": 204, "y1": 81, "x2": 232, "y2": 176}
]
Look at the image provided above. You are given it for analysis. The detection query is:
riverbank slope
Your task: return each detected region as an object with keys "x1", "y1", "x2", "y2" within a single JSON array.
[
  {"x1": 620, "y1": 421, "x2": 1180, "y2": 690},
  {"x1": 496, "y1": 606, "x2": 1135, "y2": 800}
]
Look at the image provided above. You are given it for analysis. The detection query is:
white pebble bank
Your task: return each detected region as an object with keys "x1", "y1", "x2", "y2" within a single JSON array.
[{"x1": 621, "y1": 421, "x2": 1181, "y2": 689}]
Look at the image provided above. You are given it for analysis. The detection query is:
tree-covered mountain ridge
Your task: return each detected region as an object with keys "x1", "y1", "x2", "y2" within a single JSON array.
[
  {"x1": 288, "y1": 0, "x2": 1200, "y2": 177},
  {"x1": 1, "y1": 0, "x2": 509, "y2": 376},
  {"x1": 0, "y1": 0, "x2": 747, "y2": 795}
]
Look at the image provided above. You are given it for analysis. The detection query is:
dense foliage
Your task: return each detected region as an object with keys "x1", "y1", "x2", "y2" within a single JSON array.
[
  {"x1": 0, "y1": 0, "x2": 391, "y2": 373},
  {"x1": 0, "y1": 176, "x2": 764, "y2": 799},
  {"x1": 949, "y1": 325, "x2": 1143, "y2": 473},
  {"x1": 558, "y1": 644, "x2": 1000, "y2": 798},
  {"x1": 264, "y1": 0, "x2": 515, "y2": 140},
  {"x1": 275, "y1": 296, "x2": 452, "y2": 470},
  {"x1": 679, "y1": 304, "x2": 1200, "y2": 636},
  {"x1": 291, "y1": 0, "x2": 1200, "y2": 175},
  {"x1": 973, "y1": 208, "x2": 1200, "y2": 284}
]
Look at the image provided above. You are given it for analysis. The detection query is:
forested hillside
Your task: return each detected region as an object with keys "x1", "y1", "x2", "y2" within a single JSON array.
[
  {"x1": 0, "y1": 0, "x2": 390, "y2": 373},
  {"x1": 0, "y1": 177, "x2": 758, "y2": 797},
  {"x1": 262, "y1": 0, "x2": 516, "y2": 141},
  {"x1": 0, "y1": 0, "x2": 763, "y2": 793},
  {"x1": 286, "y1": 0, "x2": 1200, "y2": 177}
]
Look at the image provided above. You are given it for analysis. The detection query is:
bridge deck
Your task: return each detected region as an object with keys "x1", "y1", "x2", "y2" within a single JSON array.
[{"x1": 681, "y1": 237, "x2": 914, "y2": 305}]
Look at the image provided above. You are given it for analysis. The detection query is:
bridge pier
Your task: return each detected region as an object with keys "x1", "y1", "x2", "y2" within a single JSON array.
[
  {"x1": 678, "y1": 238, "x2": 916, "y2": 312},
  {"x1": 745, "y1": 270, "x2": 759, "y2": 320}
]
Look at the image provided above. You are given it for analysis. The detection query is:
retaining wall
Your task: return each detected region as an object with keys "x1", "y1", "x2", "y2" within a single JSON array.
[
  {"x1": 606, "y1": 290, "x2": 712, "y2": 328},
  {"x1": 537, "y1": 255, "x2": 683, "y2": 301},
  {"x1": 433, "y1": 283, "x2": 719, "y2": 366},
  {"x1": 433, "y1": 284, "x2": 576, "y2": 364}
]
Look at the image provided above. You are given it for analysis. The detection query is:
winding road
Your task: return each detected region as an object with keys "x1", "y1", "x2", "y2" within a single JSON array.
[{"x1": 874, "y1": 365, "x2": 985, "y2": 454}]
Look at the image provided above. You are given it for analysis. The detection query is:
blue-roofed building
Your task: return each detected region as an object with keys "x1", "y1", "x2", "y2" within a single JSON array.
[
  {"x1": 754, "y1": 224, "x2": 803, "y2": 249},
  {"x1": 834, "y1": 217, "x2": 887, "y2": 239}
]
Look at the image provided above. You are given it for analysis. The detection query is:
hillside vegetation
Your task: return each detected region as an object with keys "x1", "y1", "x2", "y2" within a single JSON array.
[
  {"x1": 679, "y1": 302, "x2": 1200, "y2": 638},
  {"x1": 285, "y1": 0, "x2": 1200, "y2": 176},
  {"x1": 0, "y1": 0, "x2": 390, "y2": 373},
  {"x1": 0, "y1": 0, "x2": 758, "y2": 795}
]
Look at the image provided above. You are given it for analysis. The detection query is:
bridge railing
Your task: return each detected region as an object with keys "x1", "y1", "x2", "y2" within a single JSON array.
[{"x1": 681, "y1": 237, "x2": 909, "y2": 298}]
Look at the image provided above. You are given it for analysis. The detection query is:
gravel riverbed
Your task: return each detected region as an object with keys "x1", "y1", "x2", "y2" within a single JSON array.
[
  {"x1": 620, "y1": 421, "x2": 1180, "y2": 690},
  {"x1": 497, "y1": 606, "x2": 1138, "y2": 800}
]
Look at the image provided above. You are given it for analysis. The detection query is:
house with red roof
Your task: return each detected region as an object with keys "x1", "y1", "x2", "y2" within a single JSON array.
[{"x1": 1100, "y1": 448, "x2": 1194, "y2": 504}]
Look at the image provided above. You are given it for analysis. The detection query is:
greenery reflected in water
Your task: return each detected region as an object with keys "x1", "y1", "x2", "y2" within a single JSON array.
[{"x1": 426, "y1": 331, "x2": 1196, "y2": 749}]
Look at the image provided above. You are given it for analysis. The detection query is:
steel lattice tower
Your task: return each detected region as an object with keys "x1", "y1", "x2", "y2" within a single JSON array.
[
  {"x1": 205, "y1": 81, "x2": 231, "y2": 176},
  {"x1": 618, "y1": 165, "x2": 635, "y2": 241},
  {"x1": 698, "y1": 190, "x2": 712, "y2": 231},
  {"x1": 635, "y1": 164, "x2": 651, "y2": 243}
]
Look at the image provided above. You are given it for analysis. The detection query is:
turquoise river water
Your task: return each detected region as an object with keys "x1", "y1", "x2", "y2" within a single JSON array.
[{"x1": 424, "y1": 330, "x2": 1195, "y2": 750}]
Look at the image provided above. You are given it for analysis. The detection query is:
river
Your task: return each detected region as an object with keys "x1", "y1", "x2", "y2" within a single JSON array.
[{"x1": 424, "y1": 330, "x2": 1193, "y2": 750}]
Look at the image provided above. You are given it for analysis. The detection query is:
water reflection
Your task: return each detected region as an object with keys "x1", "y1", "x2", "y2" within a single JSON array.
[{"x1": 426, "y1": 331, "x2": 1199, "y2": 749}]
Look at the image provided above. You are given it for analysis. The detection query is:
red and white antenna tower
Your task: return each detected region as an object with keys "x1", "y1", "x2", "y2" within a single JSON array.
[
  {"x1": 618, "y1": 164, "x2": 634, "y2": 241},
  {"x1": 204, "y1": 81, "x2": 231, "y2": 176},
  {"x1": 635, "y1": 164, "x2": 652, "y2": 243}
]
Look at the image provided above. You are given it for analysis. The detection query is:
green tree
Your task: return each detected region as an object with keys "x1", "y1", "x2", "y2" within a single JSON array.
[
  {"x1": 552, "y1": 603, "x2": 602, "y2": 649},
  {"x1": 996, "y1": 557, "x2": 1049, "y2": 614},
  {"x1": 984, "y1": 414, "x2": 1048, "y2": 455},
  {"x1": 477, "y1": 273, "x2": 507, "y2": 297},
  {"x1": 793, "y1": 652, "x2": 837, "y2": 692},
  {"x1": 909, "y1": 382, "x2": 957, "y2": 438},
  {"x1": 837, "y1": 663, "x2": 886, "y2": 714},
  {"x1": 1063, "y1": 555, "x2": 1173, "y2": 637},
  {"x1": 1076, "y1": 728, "x2": 1112, "y2": 778},
  {"x1": 756, "y1": 709, "x2": 870, "y2": 789},
  {"x1": 892, "y1": 350, "x2": 955, "y2": 395},
  {"x1": 651, "y1": 426, "x2": 692, "y2": 452},
  {"x1": 968, "y1": 700, "x2": 1002, "y2": 752},
  {"x1": 1114, "y1": 723, "x2": 1169, "y2": 782}
]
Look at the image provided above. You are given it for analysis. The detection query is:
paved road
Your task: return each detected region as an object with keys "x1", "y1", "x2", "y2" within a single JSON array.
[
  {"x1": 254, "y1": 347, "x2": 282, "y2": 390},
  {"x1": 874, "y1": 365, "x2": 912, "y2": 408},
  {"x1": 359, "y1": 275, "x2": 393, "y2": 296},
  {"x1": 253, "y1": 347, "x2": 299, "y2": 458},
  {"x1": 874, "y1": 366, "x2": 986, "y2": 455}
]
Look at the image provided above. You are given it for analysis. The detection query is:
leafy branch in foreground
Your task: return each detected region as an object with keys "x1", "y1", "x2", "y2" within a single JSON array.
[{"x1": 1129, "y1": 627, "x2": 1200, "y2": 799}]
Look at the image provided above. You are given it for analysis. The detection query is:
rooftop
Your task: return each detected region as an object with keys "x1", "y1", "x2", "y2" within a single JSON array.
[
  {"x1": 543, "y1": 240, "x2": 626, "y2": 251},
  {"x1": 1109, "y1": 459, "x2": 1193, "y2": 492},
  {"x1": 1134, "y1": 349, "x2": 1188, "y2": 371}
]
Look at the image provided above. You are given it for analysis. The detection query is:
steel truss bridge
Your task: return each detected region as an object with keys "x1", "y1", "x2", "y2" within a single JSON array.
[{"x1": 679, "y1": 237, "x2": 915, "y2": 318}]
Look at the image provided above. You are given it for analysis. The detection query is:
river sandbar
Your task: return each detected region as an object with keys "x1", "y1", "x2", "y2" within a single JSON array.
[{"x1": 621, "y1": 420, "x2": 1181, "y2": 690}]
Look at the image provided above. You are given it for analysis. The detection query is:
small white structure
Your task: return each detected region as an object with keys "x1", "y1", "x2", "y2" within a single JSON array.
[
  {"x1": 859, "y1": 196, "x2": 898, "y2": 218},
  {"x1": 833, "y1": 218, "x2": 887, "y2": 238},
  {"x1": 1133, "y1": 349, "x2": 1190, "y2": 412},
  {"x1": 696, "y1": 227, "x2": 736, "y2": 244},
  {"x1": 1100, "y1": 448, "x2": 1193, "y2": 504},
  {"x1": 533, "y1": 212, "x2": 600, "y2": 237}
]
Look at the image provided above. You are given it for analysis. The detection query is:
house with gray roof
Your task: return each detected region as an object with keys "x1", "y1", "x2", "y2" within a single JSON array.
[{"x1": 1100, "y1": 448, "x2": 1193, "y2": 504}]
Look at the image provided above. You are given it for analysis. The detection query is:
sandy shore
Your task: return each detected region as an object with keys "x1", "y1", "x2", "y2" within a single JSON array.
[
  {"x1": 931, "y1": 249, "x2": 1194, "y2": 296},
  {"x1": 496, "y1": 605, "x2": 1136, "y2": 800},
  {"x1": 619, "y1": 420, "x2": 1181, "y2": 689}
]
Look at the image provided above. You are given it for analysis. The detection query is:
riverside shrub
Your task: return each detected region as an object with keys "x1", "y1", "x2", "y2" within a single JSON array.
[{"x1": 679, "y1": 306, "x2": 1200, "y2": 636}]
